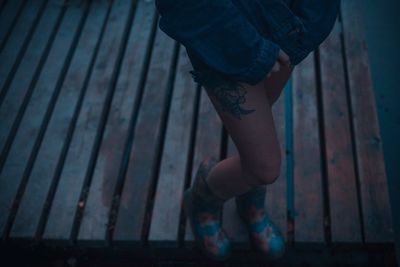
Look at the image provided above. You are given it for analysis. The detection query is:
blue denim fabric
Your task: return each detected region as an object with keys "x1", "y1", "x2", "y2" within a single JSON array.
[{"x1": 155, "y1": 0, "x2": 340, "y2": 87}]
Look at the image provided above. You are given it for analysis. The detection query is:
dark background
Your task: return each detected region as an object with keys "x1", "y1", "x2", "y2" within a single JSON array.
[{"x1": 362, "y1": 0, "x2": 400, "y2": 263}]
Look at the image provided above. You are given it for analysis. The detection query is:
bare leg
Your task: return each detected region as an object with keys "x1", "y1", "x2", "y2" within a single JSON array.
[
  {"x1": 264, "y1": 64, "x2": 294, "y2": 106},
  {"x1": 203, "y1": 65, "x2": 293, "y2": 200}
]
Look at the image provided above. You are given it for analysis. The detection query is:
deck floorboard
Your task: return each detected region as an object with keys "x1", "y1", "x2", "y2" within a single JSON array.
[{"x1": 0, "y1": 0, "x2": 395, "y2": 264}]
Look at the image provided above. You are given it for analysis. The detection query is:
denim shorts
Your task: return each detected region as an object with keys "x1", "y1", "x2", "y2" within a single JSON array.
[
  {"x1": 156, "y1": 0, "x2": 340, "y2": 92},
  {"x1": 178, "y1": 0, "x2": 340, "y2": 91}
]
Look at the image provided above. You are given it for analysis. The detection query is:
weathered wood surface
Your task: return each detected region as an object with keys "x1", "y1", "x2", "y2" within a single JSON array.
[
  {"x1": 0, "y1": 0, "x2": 393, "y2": 257},
  {"x1": 340, "y1": 0, "x2": 393, "y2": 243},
  {"x1": 319, "y1": 19, "x2": 362, "y2": 243},
  {"x1": 0, "y1": 0, "x2": 64, "y2": 238}
]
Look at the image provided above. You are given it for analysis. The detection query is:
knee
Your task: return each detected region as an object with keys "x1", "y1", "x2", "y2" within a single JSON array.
[
  {"x1": 252, "y1": 164, "x2": 281, "y2": 185},
  {"x1": 242, "y1": 156, "x2": 282, "y2": 186}
]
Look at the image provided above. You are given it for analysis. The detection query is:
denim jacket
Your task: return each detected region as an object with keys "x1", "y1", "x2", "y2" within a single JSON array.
[{"x1": 155, "y1": 0, "x2": 340, "y2": 86}]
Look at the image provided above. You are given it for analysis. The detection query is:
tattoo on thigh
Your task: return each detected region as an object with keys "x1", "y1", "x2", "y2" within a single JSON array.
[
  {"x1": 206, "y1": 81, "x2": 256, "y2": 120},
  {"x1": 190, "y1": 70, "x2": 256, "y2": 120}
]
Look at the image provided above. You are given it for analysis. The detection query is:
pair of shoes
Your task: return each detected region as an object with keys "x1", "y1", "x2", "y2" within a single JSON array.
[
  {"x1": 182, "y1": 156, "x2": 232, "y2": 261},
  {"x1": 235, "y1": 185, "x2": 286, "y2": 260}
]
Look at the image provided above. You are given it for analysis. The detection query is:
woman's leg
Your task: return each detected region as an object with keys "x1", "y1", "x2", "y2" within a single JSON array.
[
  {"x1": 264, "y1": 63, "x2": 294, "y2": 106},
  {"x1": 203, "y1": 64, "x2": 293, "y2": 200}
]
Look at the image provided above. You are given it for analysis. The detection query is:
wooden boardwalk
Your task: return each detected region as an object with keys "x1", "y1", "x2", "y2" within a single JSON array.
[{"x1": 0, "y1": 0, "x2": 396, "y2": 265}]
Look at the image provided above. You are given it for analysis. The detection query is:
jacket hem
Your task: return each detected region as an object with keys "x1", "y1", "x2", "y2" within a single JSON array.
[{"x1": 237, "y1": 38, "x2": 280, "y2": 86}]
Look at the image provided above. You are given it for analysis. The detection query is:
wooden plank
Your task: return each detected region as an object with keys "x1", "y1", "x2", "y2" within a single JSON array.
[
  {"x1": 75, "y1": 0, "x2": 156, "y2": 245},
  {"x1": 37, "y1": 0, "x2": 130, "y2": 245},
  {"x1": 0, "y1": 0, "x2": 25, "y2": 49},
  {"x1": 266, "y1": 90, "x2": 288, "y2": 241},
  {"x1": 111, "y1": 23, "x2": 177, "y2": 245},
  {"x1": 183, "y1": 83, "x2": 223, "y2": 243},
  {"x1": 0, "y1": 0, "x2": 57, "y2": 157},
  {"x1": 8, "y1": 1, "x2": 88, "y2": 239},
  {"x1": 41, "y1": 1, "x2": 110, "y2": 243},
  {"x1": 319, "y1": 19, "x2": 362, "y2": 243},
  {"x1": 292, "y1": 52, "x2": 325, "y2": 244},
  {"x1": 148, "y1": 45, "x2": 198, "y2": 246},
  {"x1": 0, "y1": 0, "x2": 46, "y2": 102},
  {"x1": 341, "y1": 0, "x2": 393, "y2": 243},
  {"x1": 0, "y1": 0, "x2": 63, "y2": 238},
  {"x1": 222, "y1": 87, "x2": 288, "y2": 246}
]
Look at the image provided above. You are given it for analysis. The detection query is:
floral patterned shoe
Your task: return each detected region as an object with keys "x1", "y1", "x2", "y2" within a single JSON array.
[
  {"x1": 182, "y1": 156, "x2": 232, "y2": 261},
  {"x1": 235, "y1": 185, "x2": 285, "y2": 260}
]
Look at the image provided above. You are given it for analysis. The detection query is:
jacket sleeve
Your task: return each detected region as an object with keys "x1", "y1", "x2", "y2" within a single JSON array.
[{"x1": 155, "y1": 0, "x2": 280, "y2": 86}]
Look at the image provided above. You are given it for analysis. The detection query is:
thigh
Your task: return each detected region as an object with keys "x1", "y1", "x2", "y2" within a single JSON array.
[
  {"x1": 264, "y1": 63, "x2": 294, "y2": 105},
  {"x1": 200, "y1": 72, "x2": 281, "y2": 173}
]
